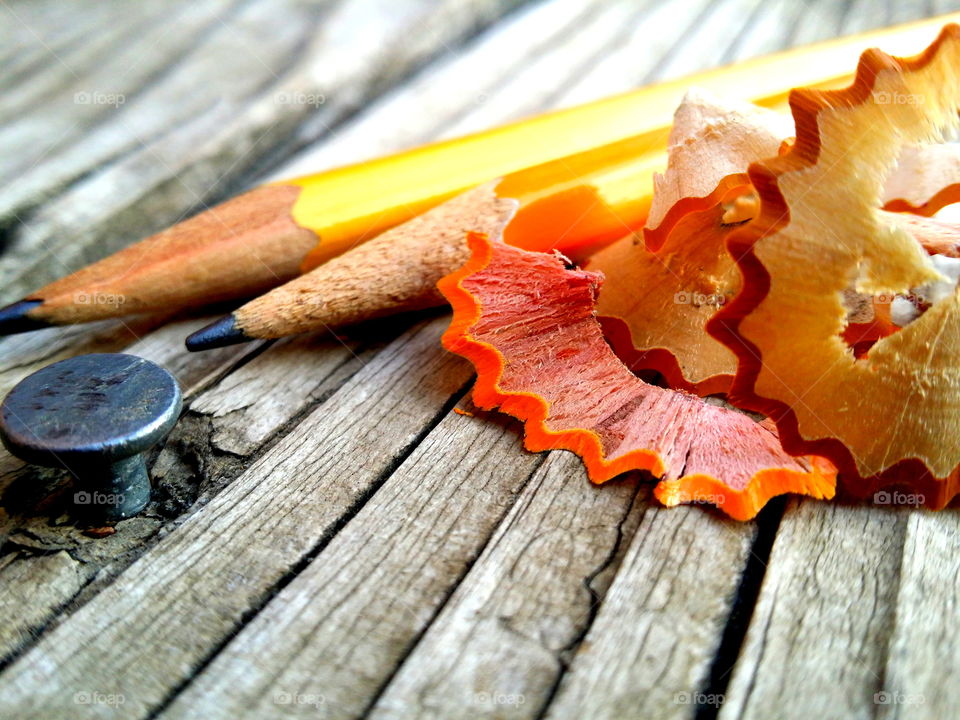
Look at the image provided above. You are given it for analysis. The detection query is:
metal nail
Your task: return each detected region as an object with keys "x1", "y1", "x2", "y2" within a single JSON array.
[{"x1": 0, "y1": 353, "x2": 182, "y2": 522}]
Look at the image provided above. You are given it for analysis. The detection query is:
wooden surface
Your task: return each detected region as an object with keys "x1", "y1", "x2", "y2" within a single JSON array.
[{"x1": 0, "y1": 1, "x2": 958, "y2": 718}]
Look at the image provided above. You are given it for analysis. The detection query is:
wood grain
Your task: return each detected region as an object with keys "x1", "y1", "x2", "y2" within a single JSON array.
[
  {"x1": 159, "y1": 404, "x2": 551, "y2": 719},
  {"x1": 0, "y1": 2, "x2": 540, "y2": 676},
  {"x1": 271, "y1": 0, "x2": 620, "y2": 179},
  {"x1": 876, "y1": 511, "x2": 960, "y2": 720},
  {"x1": 0, "y1": 551, "x2": 89, "y2": 662},
  {"x1": 367, "y1": 453, "x2": 645, "y2": 720},
  {"x1": 185, "y1": 329, "x2": 378, "y2": 456},
  {"x1": 0, "y1": 319, "x2": 387, "y2": 671},
  {"x1": 543, "y1": 506, "x2": 757, "y2": 720},
  {"x1": 719, "y1": 502, "x2": 906, "y2": 720}
]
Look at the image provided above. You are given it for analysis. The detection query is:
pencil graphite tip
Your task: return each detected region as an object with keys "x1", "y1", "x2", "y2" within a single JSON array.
[
  {"x1": 0, "y1": 300, "x2": 53, "y2": 335},
  {"x1": 185, "y1": 314, "x2": 253, "y2": 352}
]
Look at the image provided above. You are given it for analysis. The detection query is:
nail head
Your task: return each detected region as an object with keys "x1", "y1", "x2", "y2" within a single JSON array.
[{"x1": 0, "y1": 353, "x2": 182, "y2": 521}]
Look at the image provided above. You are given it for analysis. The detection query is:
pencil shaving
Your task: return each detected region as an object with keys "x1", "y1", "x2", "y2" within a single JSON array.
[
  {"x1": 712, "y1": 24, "x2": 960, "y2": 487},
  {"x1": 441, "y1": 23, "x2": 960, "y2": 518},
  {"x1": 589, "y1": 90, "x2": 788, "y2": 395},
  {"x1": 438, "y1": 232, "x2": 836, "y2": 521}
]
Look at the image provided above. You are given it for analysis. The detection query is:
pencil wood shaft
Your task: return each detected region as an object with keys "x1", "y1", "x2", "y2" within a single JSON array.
[
  {"x1": 24, "y1": 185, "x2": 316, "y2": 324},
  {"x1": 231, "y1": 183, "x2": 517, "y2": 338}
]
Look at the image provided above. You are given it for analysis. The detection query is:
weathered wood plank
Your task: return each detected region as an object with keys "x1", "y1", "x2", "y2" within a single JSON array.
[
  {"x1": 889, "y1": 0, "x2": 937, "y2": 24},
  {"x1": 0, "y1": 2, "x2": 764, "y2": 576},
  {"x1": 0, "y1": 0, "x2": 140, "y2": 89},
  {"x1": 2, "y1": 1, "x2": 232, "y2": 129},
  {"x1": 720, "y1": 0, "x2": 815, "y2": 64},
  {"x1": 0, "y1": 551, "x2": 88, "y2": 662},
  {"x1": 366, "y1": 452, "x2": 645, "y2": 720},
  {"x1": 0, "y1": 0, "x2": 534, "y2": 677},
  {"x1": 142, "y1": 322, "x2": 397, "y2": 510},
  {"x1": 790, "y1": 0, "x2": 853, "y2": 46},
  {"x1": 718, "y1": 502, "x2": 906, "y2": 720},
  {"x1": 544, "y1": 0, "x2": 714, "y2": 109},
  {"x1": 272, "y1": 0, "x2": 620, "y2": 178},
  {"x1": 271, "y1": 0, "x2": 774, "y2": 206},
  {"x1": 933, "y1": 0, "x2": 960, "y2": 16},
  {"x1": 0, "y1": 0, "x2": 240, "y2": 183},
  {"x1": 1, "y1": 3, "x2": 956, "y2": 720},
  {"x1": 116, "y1": 316, "x2": 266, "y2": 400},
  {"x1": 186, "y1": 331, "x2": 366, "y2": 456},
  {"x1": 875, "y1": 511, "x2": 960, "y2": 720},
  {"x1": 542, "y1": 507, "x2": 757, "y2": 720},
  {"x1": 158, "y1": 405, "x2": 556, "y2": 719},
  {"x1": 0, "y1": 316, "x2": 410, "y2": 669},
  {"x1": 437, "y1": 0, "x2": 658, "y2": 141},
  {"x1": 629, "y1": 0, "x2": 761, "y2": 85},
  {"x1": 0, "y1": 0, "x2": 327, "y2": 288},
  {"x1": 0, "y1": 318, "x2": 471, "y2": 720},
  {"x1": 277, "y1": 0, "x2": 906, "y2": 190},
  {"x1": 0, "y1": 315, "x2": 260, "y2": 665},
  {"x1": 842, "y1": 0, "x2": 891, "y2": 32},
  {"x1": 0, "y1": 250, "x2": 394, "y2": 673}
]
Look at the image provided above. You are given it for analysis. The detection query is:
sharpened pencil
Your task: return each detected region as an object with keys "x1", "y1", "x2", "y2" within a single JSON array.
[{"x1": 186, "y1": 182, "x2": 519, "y2": 350}]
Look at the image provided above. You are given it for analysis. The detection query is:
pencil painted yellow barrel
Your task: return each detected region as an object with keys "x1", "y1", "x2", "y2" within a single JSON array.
[{"x1": 288, "y1": 12, "x2": 960, "y2": 271}]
